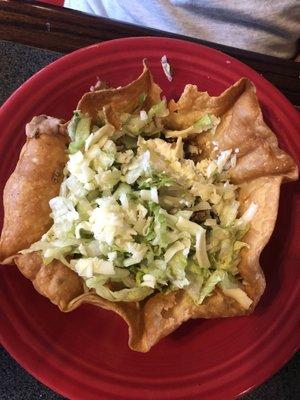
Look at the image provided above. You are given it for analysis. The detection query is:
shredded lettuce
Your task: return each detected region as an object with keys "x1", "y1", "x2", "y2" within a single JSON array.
[
  {"x1": 197, "y1": 270, "x2": 226, "y2": 304},
  {"x1": 68, "y1": 114, "x2": 91, "y2": 153},
  {"x1": 86, "y1": 278, "x2": 153, "y2": 302},
  {"x1": 139, "y1": 92, "x2": 147, "y2": 105},
  {"x1": 67, "y1": 111, "x2": 81, "y2": 141},
  {"x1": 137, "y1": 171, "x2": 173, "y2": 189},
  {"x1": 22, "y1": 97, "x2": 255, "y2": 305},
  {"x1": 122, "y1": 99, "x2": 169, "y2": 137},
  {"x1": 164, "y1": 114, "x2": 220, "y2": 139},
  {"x1": 167, "y1": 251, "x2": 189, "y2": 289},
  {"x1": 219, "y1": 273, "x2": 253, "y2": 309}
]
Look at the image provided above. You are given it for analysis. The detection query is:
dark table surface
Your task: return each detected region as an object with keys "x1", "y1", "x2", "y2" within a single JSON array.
[{"x1": 0, "y1": 1, "x2": 299, "y2": 398}]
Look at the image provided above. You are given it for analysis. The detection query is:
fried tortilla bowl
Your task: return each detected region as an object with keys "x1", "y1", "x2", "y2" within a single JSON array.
[{"x1": 0, "y1": 64, "x2": 297, "y2": 352}]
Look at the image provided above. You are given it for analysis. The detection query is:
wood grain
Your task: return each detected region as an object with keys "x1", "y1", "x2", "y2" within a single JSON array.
[{"x1": 0, "y1": 0, "x2": 299, "y2": 105}]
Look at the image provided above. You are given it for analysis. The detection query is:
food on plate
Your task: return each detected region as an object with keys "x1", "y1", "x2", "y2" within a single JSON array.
[{"x1": 0, "y1": 63, "x2": 297, "y2": 352}]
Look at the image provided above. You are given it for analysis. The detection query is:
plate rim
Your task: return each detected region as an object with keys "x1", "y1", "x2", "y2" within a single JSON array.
[{"x1": 0, "y1": 36, "x2": 299, "y2": 400}]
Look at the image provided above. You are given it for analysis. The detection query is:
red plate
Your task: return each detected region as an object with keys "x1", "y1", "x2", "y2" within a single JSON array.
[{"x1": 0, "y1": 37, "x2": 299, "y2": 400}]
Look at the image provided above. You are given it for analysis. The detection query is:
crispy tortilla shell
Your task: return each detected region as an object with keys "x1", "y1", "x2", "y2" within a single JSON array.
[
  {"x1": 0, "y1": 116, "x2": 68, "y2": 263},
  {"x1": 165, "y1": 78, "x2": 250, "y2": 130},
  {"x1": 0, "y1": 71, "x2": 298, "y2": 352},
  {"x1": 12, "y1": 174, "x2": 281, "y2": 352},
  {"x1": 77, "y1": 61, "x2": 161, "y2": 128}
]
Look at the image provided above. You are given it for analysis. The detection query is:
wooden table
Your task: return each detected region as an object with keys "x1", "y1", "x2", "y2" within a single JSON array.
[{"x1": 0, "y1": 0, "x2": 299, "y2": 105}]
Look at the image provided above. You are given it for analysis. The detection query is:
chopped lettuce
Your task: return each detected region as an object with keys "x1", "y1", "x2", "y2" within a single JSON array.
[
  {"x1": 86, "y1": 278, "x2": 153, "y2": 302},
  {"x1": 67, "y1": 111, "x2": 81, "y2": 141},
  {"x1": 68, "y1": 113, "x2": 92, "y2": 153},
  {"x1": 23, "y1": 98, "x2": 255, "y2": 305},
  {"x1": 167, "y1": 251, "x2": 189, "y2": 289},
  {"x1": 139, "y1": 92, "x2": 147, "y2": 105},
  {"x1": 121, "y1": 99, "x2": 169, "y2": 137},
  {"x1": 137, "y1": 171, "x2": 173, "y2": 189},
  {"x1": 196, "y1": 270, "x2": 226, "y2": 304},
  {"x1": 164, "y1": 114, "x2": 220, "y2": 139},
  {"x1": 219, "y1": 273, "x2": 253, "y2": 309}
]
